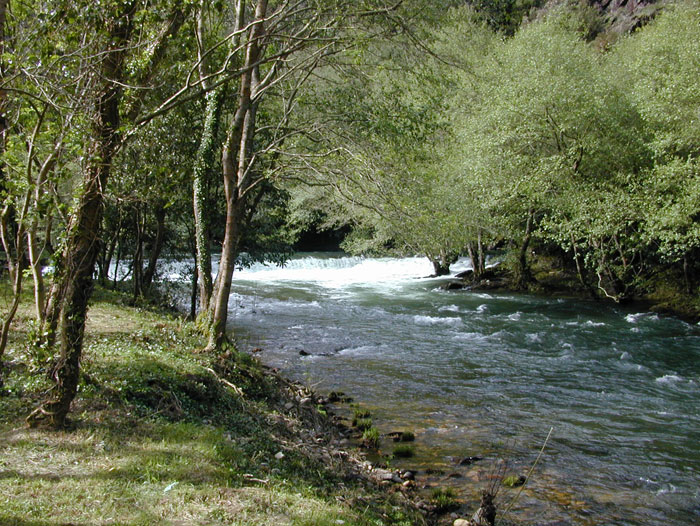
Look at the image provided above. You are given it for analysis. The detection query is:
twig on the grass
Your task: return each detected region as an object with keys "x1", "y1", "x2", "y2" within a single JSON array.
[
  {"x1": 243, "y1": 473, "x2": 269, "y2": 484},
  {"x1": 204, "y1": 366, "x2": 244, "y2": 397}
]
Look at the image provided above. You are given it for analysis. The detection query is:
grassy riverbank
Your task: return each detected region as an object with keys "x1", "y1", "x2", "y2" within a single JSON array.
[{"x1": 0, "y1": 287, "x2": 424, "y2": 526}]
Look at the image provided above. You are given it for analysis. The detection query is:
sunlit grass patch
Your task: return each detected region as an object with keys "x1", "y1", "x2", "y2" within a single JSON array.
[{"x1": 0, "y1": 285, "x2": 423, "y2": 526}]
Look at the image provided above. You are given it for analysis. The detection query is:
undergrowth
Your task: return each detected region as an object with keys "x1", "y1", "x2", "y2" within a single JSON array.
[{"x1": 0, "y1": 285, "x2": 421, "y2": 526}]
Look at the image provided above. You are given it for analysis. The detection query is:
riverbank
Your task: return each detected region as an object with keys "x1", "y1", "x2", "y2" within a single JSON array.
[
  {"x1": 0, "y1": 287, "x2": 434, "y2": 526},
  {"x1": 447, "y1": 254, "x2": 700, "y2": 324}
]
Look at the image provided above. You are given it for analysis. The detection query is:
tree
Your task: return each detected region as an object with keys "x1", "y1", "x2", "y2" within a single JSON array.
[
  {"x1": 188, "y1": 0, "x2": 407, "y2": 350},
  {"x1": 457, "y1": 8, "x2": 650, "y2": 292},
  {"x1": 286, "y1": 6, "x2": 497, "y2": 275},
  {"x1": 609, "y1": 0, "x2": 700, "y2": 293},
  {"x1": 22, "y1": 0, "x2": 189, "y2": 427}
]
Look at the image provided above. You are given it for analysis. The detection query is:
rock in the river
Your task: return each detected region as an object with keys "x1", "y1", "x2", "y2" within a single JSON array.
[
  {"x1": 441, "y1": 280, "x2": 465, "y2": 291},
  {"x1": 400, "y1": 470, "x2": 415, "y2": 481},
  {"x1": 458, "y1": 456, "x2": 482, "y2": 466}
]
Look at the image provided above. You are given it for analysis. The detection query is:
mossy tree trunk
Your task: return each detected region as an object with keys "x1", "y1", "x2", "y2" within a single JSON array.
[
  {"x1": 26, "y1": 8, "x2": 133, "y2": 428},
  {"x1": 193, "y1": 87, "x2": 225, "y2": 314}
]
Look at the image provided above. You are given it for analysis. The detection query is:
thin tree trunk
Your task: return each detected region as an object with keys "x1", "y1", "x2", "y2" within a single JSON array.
[
  {"x1": 0, "y1": 0, "x2": 8, "y2": 184},
  {"x1": 0, "y1": 203, "x2": 25, "y2": 361},
  {"x1": 477, "y1": 228, "x2": 485, "y2": 275},
  {"x1": 112, "y1": 236, "x2": 122, "y2": 290},
  {"x1": 683, "y1": 256, "x2": 692, "y2": 295},
  {"x1": 516, "y1": 208, "x2": 534, "y2": 289},
  {"x1": 99, "y1": 220, "x2": 120, "y2": 285},
  {"x1": 132, "y1": 207, "x2": 144, "y2": 299},
  {"x1": 142, "y1": 204, "x2": 166, "y2": 292},
  {"x1": 207, "y1": 0, "x2": 267, "y2": 350},
  {"x1": 190, "y1": 244, "x2": 198, "y2": 321}
]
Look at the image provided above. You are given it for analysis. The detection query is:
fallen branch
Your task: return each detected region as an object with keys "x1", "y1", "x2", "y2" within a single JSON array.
[{"x1": 204, "y1": 366, "x2": 244, "y2": 397}]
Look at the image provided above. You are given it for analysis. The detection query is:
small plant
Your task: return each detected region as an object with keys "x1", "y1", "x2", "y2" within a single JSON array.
[
  {"x1": 353, "y1": 417, "x2": 373, "y2": 431},
  {"x1": 362, "y1": 427, "x2": 380, "y2": 448},
  {"x1": 430, "y1": 487, "x2": 459, "y2": 513},
  {"x1": 502, "y1": 474, "x2": 526, "y2": 487},
  {"x1": 352, "y1": 408, "x2": 372, "y2": 419},
  {"x1": 392, "y1": 444, "x2": 415, "y2": 458}
]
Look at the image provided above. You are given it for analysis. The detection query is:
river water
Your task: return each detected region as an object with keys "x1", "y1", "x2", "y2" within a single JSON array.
[{"x1": 215, "y1": 253, "x2": 699, "y2": 525}]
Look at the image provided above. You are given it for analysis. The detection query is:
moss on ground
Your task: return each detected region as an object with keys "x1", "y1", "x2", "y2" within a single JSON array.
[{"x1": 0, "y1": 285, "x2": 423, "y2": 526}]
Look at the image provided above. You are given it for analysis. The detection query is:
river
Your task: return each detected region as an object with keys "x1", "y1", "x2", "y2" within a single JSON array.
[{"x1": 200, "y1": 252, "x2": 699, "y2": 525}]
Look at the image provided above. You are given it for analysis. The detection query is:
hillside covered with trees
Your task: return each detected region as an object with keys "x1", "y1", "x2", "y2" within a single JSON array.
[{"x1": 1, "y1": 0, "x2": 698, "y2": 431}]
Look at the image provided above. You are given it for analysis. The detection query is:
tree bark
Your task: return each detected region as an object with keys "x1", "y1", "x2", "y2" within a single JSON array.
[
  {"x1": 193, "y1": 87, "x2": 224, "y2": 313},
  {"x1": 26, "y1": 8, "x2": 134, "y2": 428},
  {"x1": 207, "y1": 0, "x2": 267, "y2": 350},
  {"x1": 0, "y1": 0, "x2": 8, "y2": 184},
  {"x1": 142, "y1": 204, "x2": 167, "y2": 292},
  {"x1": 132, "y1": 207, "x2": 144, "y2": 300},
  {"x1": 515, "y1": 208, "x2": 534, "y2": 289}
]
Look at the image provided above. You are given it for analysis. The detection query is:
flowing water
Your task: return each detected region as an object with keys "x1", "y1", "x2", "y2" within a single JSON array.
[{"x1": 209, "y1": 253, "x2": 698, "y2": 525}]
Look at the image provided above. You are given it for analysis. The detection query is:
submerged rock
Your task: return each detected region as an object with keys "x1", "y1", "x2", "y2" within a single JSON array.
[{"x1": 458, "y1": 456, "x2": 482, "y2": 466}]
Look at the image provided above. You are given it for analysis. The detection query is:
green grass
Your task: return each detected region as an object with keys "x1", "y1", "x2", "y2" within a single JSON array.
[
  {"x1": 0, "y1": 284, "x2": 422, "y2": 526},
  {"x1": 353, "y1": 417, "x2": 373, "y2": 431},
  {"x1": 361, "y1": 427, "x2": 380, "y2": 449},
  {"x1": 430, "y1": 487, "x2": 460, "y2": 513}
]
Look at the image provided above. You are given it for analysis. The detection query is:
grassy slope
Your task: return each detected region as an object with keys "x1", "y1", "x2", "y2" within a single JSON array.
[{"x1": 0, "y1": 287, "x2": 422, "y2": 526}]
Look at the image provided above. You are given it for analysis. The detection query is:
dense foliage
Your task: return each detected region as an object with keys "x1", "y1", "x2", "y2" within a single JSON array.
[{"x1": 292, "y1": 1, "x2": 699, "y2": 304}]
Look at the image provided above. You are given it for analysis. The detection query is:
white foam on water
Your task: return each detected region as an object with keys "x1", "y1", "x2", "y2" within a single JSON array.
[
  {"x1": 526, "y1": 333, "x2": 542, "y2": 343},
  {"x1": 232, "y1": 254, "x2": 474, "y2": 289},
  {"x1": 656, "y1": 484, "x2": 677, "y2": 496},
  {"x1": 655, "y1": 374, "x2": 682, "y2": 384},
  {"x1": 508, "y1": 312, "x2": 522, "y2": 321},
  {"x1": 619, "y1": 351, "x2": 631, "y2": 360},
  {"x1": 413, "y1": 315, "x2": 462, "y2": 327},
  {"x1": 337, "y1": 345, "x2": 382, "y2": 356},
  {"x1": 439, "y1": 305, "x2": 461, "y2": 313},
  {"x1": 476, "y1": 304, "x2": 488, "y2": 313},
  {"x1": 626, "y1": 312, "x2": 660, "y2": 324},
  {"x1": 584, "y1": 320, "x2": 606, "y2": 327},
  {"x1": 453, "y1": 331, "x2": 490, "y2": 342}
]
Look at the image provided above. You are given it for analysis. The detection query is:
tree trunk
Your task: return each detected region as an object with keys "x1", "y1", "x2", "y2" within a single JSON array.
[
  {"x1": 26, "y1": 11, "x2": 130, "y2": 427},
  {"x1": 27, "y1": 213, "x2": 49, "y2": 322},
  {"x1": 132, "y1": 207, "x2": 144, "y2": 299},
  {"x1": 477, "y1": 228, "x2": 485, "y2": 275},
  {"x1": 190, "y1": 243, "x2": 198, "y2": 321},
  {"x1": 515, "y1": 209, "x2": 534, "y2": 289},
  {"x1": 142, "y1": 204, "x2": 167, "y2": 292},
  {"x1": 193, "y1": 87, "x2": 224, "y2": 313},
  {"x1": 0, "y1": 0, "x2": 8, "y2": 184},
  {"x1": 429, "y1": 257, "x2": 451, "y2": 276},
  {"x1": 99, "y1": 221, "x2": 120, "y2": 285},
  {"x1": 27, "y1": 150, "x2": 115, "y2": 427},
  {"x1": 0, "y1": 207, "x2": 24, "y2": 363},
  {"x1": 206, "y1": 0, "x2": 267, "y2": 350}
]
